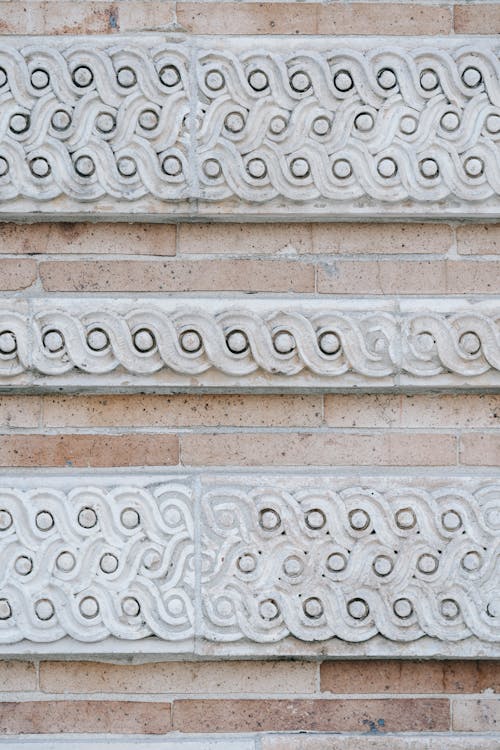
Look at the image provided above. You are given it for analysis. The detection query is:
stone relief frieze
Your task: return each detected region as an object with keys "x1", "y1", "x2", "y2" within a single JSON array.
[
  {"x1": 0, "y1": 35, "x2": 498, "y2": 218},
  {"x1": 0, "y1": 298, "x2": 498, "y2": 390},
  {"x1": 0, "y1": 473, "x2": 498, "y2": 655}
]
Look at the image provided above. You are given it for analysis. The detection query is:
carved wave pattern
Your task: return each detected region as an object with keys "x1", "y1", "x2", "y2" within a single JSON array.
[
  {"x1": 201, "y1": 484, "x2": 500, "y2": 643},
  {"x1": 0, "y1": 303, "x2": 499, "y2": 381},
  {"x1": 0, "y1": 40, "x2": 190, "y2": 201},
  {"x1": 0, "y1": 484, "x2": 195, "y2": 642},
  {"x1": 0, "y1": 37, "x2": 499, "y2": 207},
  {"x1": 197, "y1": 44, "x2": 500, "y2": 203}
]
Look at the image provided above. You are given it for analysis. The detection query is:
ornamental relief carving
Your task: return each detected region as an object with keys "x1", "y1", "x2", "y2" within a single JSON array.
[
  {"x1": 0, "y1": 35, "x2": 498, "y2": 217},
  {"x1": 0, "y1": 475, "x2": 498, "y2": 652},
  {"x1": 0, "y1": 299, "x2": 498, "y2": 389}
]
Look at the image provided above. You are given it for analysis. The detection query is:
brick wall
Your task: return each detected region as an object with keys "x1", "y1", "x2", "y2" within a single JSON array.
[{"x1": 0, "y1": 0, "x2": 499, "y2": 745}]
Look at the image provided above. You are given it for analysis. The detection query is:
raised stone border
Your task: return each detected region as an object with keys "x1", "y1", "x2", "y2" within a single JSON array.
[
  {"x1": 0, "y1": 470, "x2": 498, "y2": 656},
  {"x1": 1, "y1": 297, "x2": 499, "y2": 391},
  {"x1": 0, "y1": 34, "x2": 498, "y2": 219}
]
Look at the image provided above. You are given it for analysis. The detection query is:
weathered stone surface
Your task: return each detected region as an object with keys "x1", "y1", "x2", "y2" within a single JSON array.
[
  {"x1": 0, "y1": 297, "x2": 499, "y2": 390},
  {"x1": 0, "y1": 35, "x2": 497, "y2": 219},
  {"x1": 0, "y1": 472, "x2": 498, "y2": 656}
]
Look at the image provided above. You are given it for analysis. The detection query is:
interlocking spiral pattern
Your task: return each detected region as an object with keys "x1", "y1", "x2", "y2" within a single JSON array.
[
  {"x1": 197, "y1": 40, "x2": 500, "y2": 206},
  {"x1": 0, "y1": 483, "x2": 195, "y2": 643},
  {"x1": 0, "y1": 299, "x2": 499, "y2": 387},
  {"x1": 0, "y1": 37, "x2": 190, "y2": 203},
  {"x1": 0, "y1": 35, "x2": 498, "y2": 215},
  {"x1": 1, "y1": 475, "x2": 499, "y2": 649},
  {"x1": 202, "y1": 483, "x2": 500, "y2": 643}
]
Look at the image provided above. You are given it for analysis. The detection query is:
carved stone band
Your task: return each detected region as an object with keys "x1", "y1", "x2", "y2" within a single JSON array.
[
  {"x1": 1, "y1": 298, "x2": 499, "y2": 390},
  {"x1": 0, "y1": 472, "x2": 498, "y2": 656},
  {"x1": 0, "y1": 35, "x2": 498, "y2": 218}
]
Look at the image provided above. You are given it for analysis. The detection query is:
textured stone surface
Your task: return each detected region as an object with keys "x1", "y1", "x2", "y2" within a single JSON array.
[
  {"x1": 1, "y1": 297, "x2": 499, "y2": 390},
  {"x1": 0, "y1": 35, "x2": 497, "y2": 219},
  {"x1": 0, "y1": 472, "x2": 498, "y2": 654}
]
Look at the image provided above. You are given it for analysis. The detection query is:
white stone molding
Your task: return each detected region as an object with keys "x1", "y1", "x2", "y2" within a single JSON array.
[
  {"x1": 0, "y1": 297, "x2": 499, "y2": 390},
  {"x1": 0, "y1": 471, "x2": 499, "y2": 656},
  {"x1": 0, "y1": 35, "x2": 498, "y2": 218}
]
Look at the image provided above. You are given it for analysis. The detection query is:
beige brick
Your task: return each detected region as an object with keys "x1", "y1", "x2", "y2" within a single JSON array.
[
  {"x1": 0, "y1": 434, "x2": 179, "y2": 467},
  {"x1": 177, "y1": 2, "x2": 319, "y2": 34},
  {"x1": 177, "y1": 223, "x2": 312, "y2": 255},
  {"x1": 452, "y1": 699, "x2": 500, "y2": 731},
  {"x1": 177, "y1": 2, "x2": 451, "y2": 35},
  {"x1": 180, "y1": 432, "x2": 456, "y2": 467},
  {"x1": 118, "y1": 1, "x2": 175, "y2": 31},
  {"x1": 172, "y1": 698, "x2": 450, "y2": 732},
  {"x1": 317, "y1": 260, "x2": 498, "y2": 295},
  {"x1": 40, "y1": 660, "x2": 317, "y2": 695},
  {"x1": 454, "y1": 4, "x2": 500, "y2": 33},
  {"x1": 0, "y1": 661, "x2": 37, "y2": 692},
  {"x1": 460, "y1": 434, "x2": 500, "y2": 466},
  {"x1": 317, "y1": 3, "x2": 451, "y2": 35},
  {"x1": 0, "y1": 396, "x2": 41, "y2": 429},
  {"x1": 39, "y1": 259, "x2": 313, "y2": 292},
  {"x1": 0, "y1": 700, "x2": 170, "y2": 734},
  {"x1": 42, "y1": 394, "x2": 322, "y2": 429},
  {"x1": 0, "y1": 259, "x2": 36, "y2": 290},
  {"x1": 321, "y1": 660, "x2": 500, "y2": 695},
  {"x1": 0, "y1": 2, "x2": 119, "y2": 35},
  {"x1": 325, "y1": 394, "x2": 500, "y2": 430},
  {"x1": 457, "y1": 225, "x2": 500, "y2": 256},
  {"x1": 0, "y1": 223, "x2": 176, "y2": 256},
  {"x1": 312, "y1": 223, "x2": 452, "y2": 255}
]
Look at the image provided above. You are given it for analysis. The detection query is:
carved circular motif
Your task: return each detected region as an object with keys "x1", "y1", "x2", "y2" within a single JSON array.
[
  {"x1": 42, "y1": 329, "x2": 64, "y2": 353},
  {"x1": 377, "y1": 68, "x2": 397, "y2": 90},
  {"x1": 117, "y1": 157, "x2": 137, "y2": 178},
  {"x1": 303, "y1": 597, "x2": 323, "y2": 618},
  {"x1": 283, "y1": 555, "x2": 304, "y2": 577},
  {"x1": 373, "y1": 554, "x2": 393, "y2": 577},
  {"x1": 30, "y1": 157, "x2": 51, "y2": 178},
  {"x1": 226, "y1": 329, "x2": 249, "y2": 354},
  {"x1": 440, "y1": 598, "x2": 460, "y2": 620},
  {"x1": 225, "y1": 112, "x2": 245, "y2": 133},
  {"x1": 51, "y1": 109, "x2": 72, "y2": 131},
  {"x1": 72, "y1": 65, "x2": 93, "y2": 87},
  {"x1": 31, "y1": 68, "x2": 50, "y2": 89},
  {"x1": 464, "y1": 156, "x2": 484, "y2": 178},
  {"x1": 36, "y1": 511, "x2": 54, "y2": 531},
  {"x1": 259, "y1": 508, "x2": 281, "y2": 531},
  {"x1": 259, "y1": 598, "x2": 279, "y2": 620},
  {"x1": 10, "y1": 113, "x2": 30, "y2": 134},
  {"x1": 0, "y1": 599, "x2": 12, "y2": 620},
  {"x1": 122, "y1": 597, "x2": 141, "y2": 617},
  {"x1": 35, "y1": 598, "x2": 54, "y2": 620},
  {"x1": 56, "y1": 551, "x2": 76, "y2": 572},
  {"x1": 420, "y1": 68, "x2": 439, "y2": 91},
  {"x1": 116, "y1": 66, "x2": 136, "y2": 88},
  {"x1": 79, "y1": 596, "x2": 99, "y2": 619},
  {"x1": 441, "y1": 509, "x2": 462, "y2": 531},
  {"x1": 75, "y1": 155, "x2": 95, "y2": 177},
  {"x1": 440, "y1": 111, "x2": 460, "y2": 132},
  {"x1": 247, "y1": 157, "x2": 267, "y2": 179},
  {"x1": 162, "y1": 154, "x2": 183, "y2": 177},
  {"x1": 461, "y1": 551, "x2": 482, "y2": 572},
  {"x1": 87, "y1": 327, "x2": 110, "y2": 352},
  {"x1": 237, "y1": 553, "x2": 257, "y2": 573},
  {"x1": 417, "y1": 553, "x2": 439, "y2": 574},
  {"x1": 159, "y1": 65, "x2": 180, "y2": 87},
  {"x1": 332, "y1": 158, "x2": 352, "y2": 179},
  {"x1": 399, "y1": 115, "x2": 418, "y2": 135},
  {"x1": 312, "y1": 116, "x2": 331, "y2": 136},
  {"x1": 347, "y1": 598, "x2": 369, "y2": 620},
  {"x1": 78, "y1": 507, "x2": 97, "y2": 529},
  {"x1": 205, "y1": 69, "x2": 225, "y2": 91},
  {"x1": 95, "y1": 112, "x2": 115, "y2": 134},
  {"x1": 138, "y1": 109, "x2": 159, "y2": 130},
  {"x1": 462, "y1": 66, "x2": 482, "y2": 88},
  {"x1": 290, "y1": 71, "x2": 311, "y2": 93},
  {"x1": 270, "y1": 116, "x2": 288, "y2": 135},
  {"x1": 0, "y1": 331, "x2": 16, "y2": 355},
  {"x1": 326, "y1": 552, "x2": 347, "y2": 572},
  {"x1": 354, "y1": 112, "x2": 374, "y2": 132},
  {"x1": 133, "y1": 328, "x2": 156, "y2": 353},
  {"x1": 393, "y1": 597, "x2": 413, "y2": 619},
  {"x1": 248, "y1": 69, "x2": 269, "y2": 91},
  {"x1": 15, "y1": 555, "x2": 33, "y2": 575},
  {"x1": 419, "y1": 158, "x2": 439, "y2": 179},
  {"x1": 318, "y1": 331, "x2": 341, "y2": 355},
  {"x1": 395, "y1": 507, "x2": 417, "y2": 530},
  {"x1": 100, "y1": 553, "x2": 119, "y2": 574},
  {"x1": 334, "y1": 70, "x2": 353, "y2": 92},
  {"x1": 0, "y1": 509, "x2": 13, "y2": 530},
  {"x1": 377, "y1": 157, "x2": 397, "y2": 178},
  {"x1": 348, "y1": 508, "x2": 370, "y2": 531},
  {"x1": 459, "y1": 331, "x2": 481, "y2": 355},
  {"x1": 273, "y1": 331, "x2": 295, "y2": 354},
  {"x1": 120, "y1": 508, "x2": 140, "y2": 529},
  {"x1": 305, "y1": 509, "x2": 326, "y2": 530},
  {"x1": 180, "y1": 329, "x2": 202, "y2": 353}
]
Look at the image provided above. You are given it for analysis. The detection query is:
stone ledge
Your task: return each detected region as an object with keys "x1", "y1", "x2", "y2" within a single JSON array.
[
  {"x1": 0, "y1": 470, "x2": 498, "y2": 655},
  {"x1": 0, "y1": 297, "x2": 499, "y2": 391},
  {"x1": 0, "y1": 35, "x2": 497, "y2": 219}
]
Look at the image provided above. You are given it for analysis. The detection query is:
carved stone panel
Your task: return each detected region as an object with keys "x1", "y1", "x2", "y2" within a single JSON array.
[
  {"x1": 0, "y1": 472, "x2": 498, "y2": 657},
  {"x1": 0, "y1": 35, "x2": 497, "y2": 218},
  {"x1": 0, "y1": 298, "x2": 498, "y2": 390}
]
